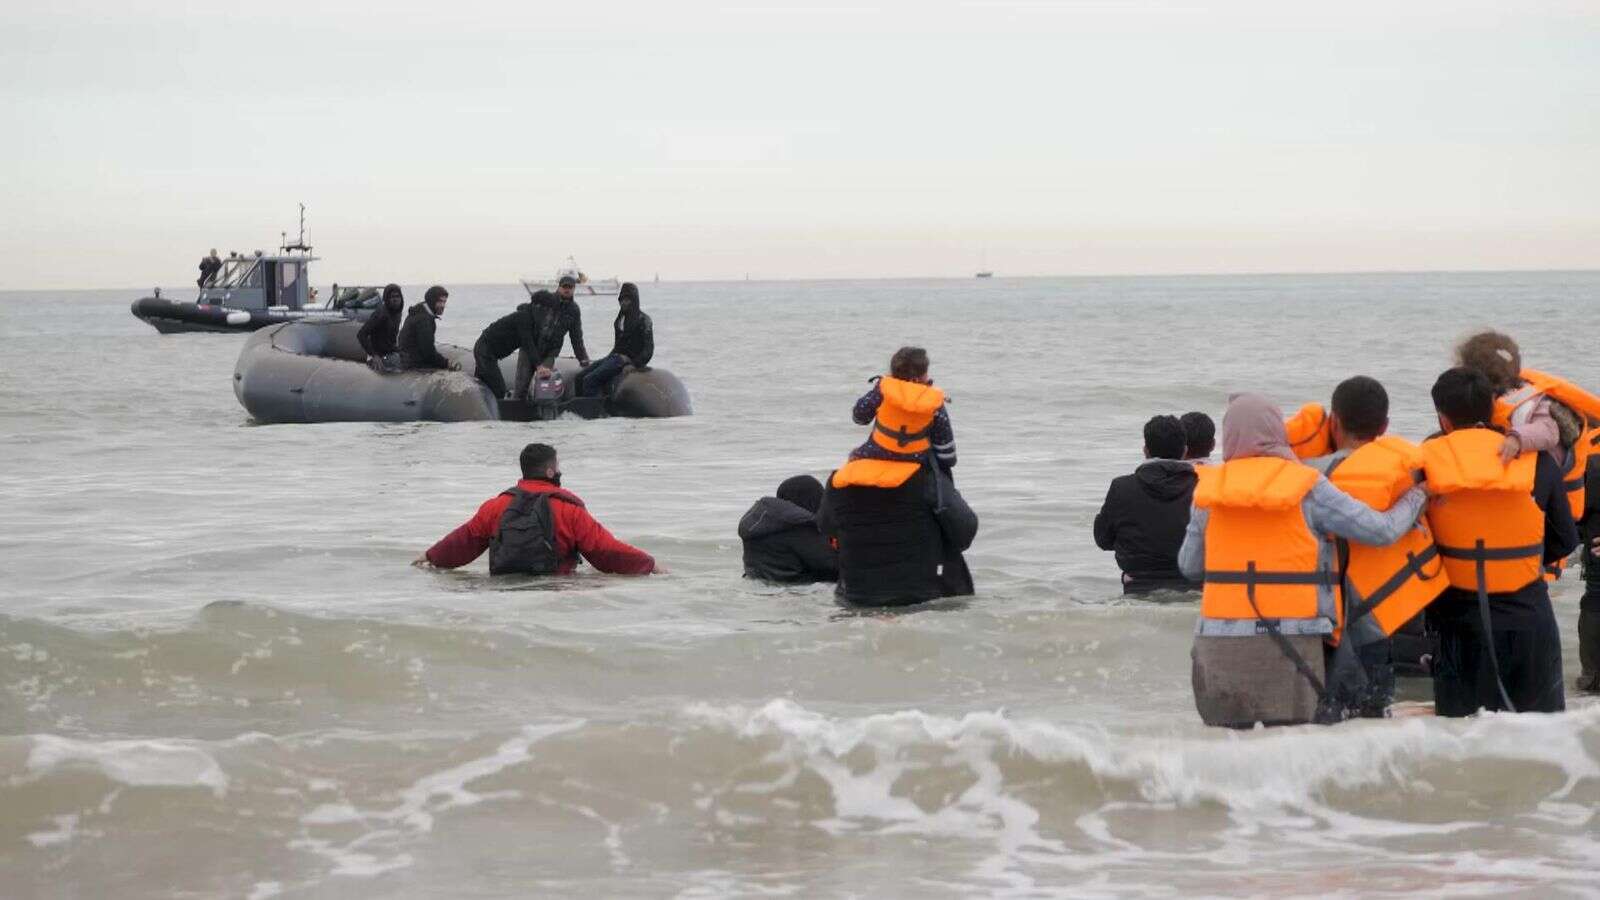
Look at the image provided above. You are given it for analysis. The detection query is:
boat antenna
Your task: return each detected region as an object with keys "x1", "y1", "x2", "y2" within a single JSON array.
[{"x1": 282, "y1": 203, "x2": 312, "y2": 254}]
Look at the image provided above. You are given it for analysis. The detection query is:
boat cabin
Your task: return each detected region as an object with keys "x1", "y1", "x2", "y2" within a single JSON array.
[{"x1": 198, "y1": 245, "x2": 315, "y2": 312}]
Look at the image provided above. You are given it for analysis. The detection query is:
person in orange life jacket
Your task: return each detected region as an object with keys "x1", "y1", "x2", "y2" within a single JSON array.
[
  {"x1": 1178, "y1": 393, "x2": 1428, "y2": 728},
  {"x1": 1577, "y1": 446, "x2": 1600, "y2": 694},
  {"x1": 1303, "y1": 375, "x2": 1447, "y2": 717},
  {"x1": 1456, "y1": 331, "x2": 1574, "y2": 463},
  {"x1": 1422, "y1": 367, "x2": 1577, "y2": 716},
  {"x1": 1094, "y1": 415, "x2": 1200, "y2": 595},
  {"x1": 738, "y1": 475, "x2": 838, "y2": 584},
  {"x1": 414, "y1": 443, "x2": 661, "y2": 576},
  {"x1": 1180, "y1": 411, "x2": 1216, "y2": 464},
  {"x1": 850, "y1": 346, "x2": 957, "y2": 471}
]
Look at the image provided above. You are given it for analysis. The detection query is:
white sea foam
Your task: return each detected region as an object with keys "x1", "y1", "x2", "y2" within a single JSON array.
[{"x1": 26, "y1": 734, "x2": 229, "y2": 796}]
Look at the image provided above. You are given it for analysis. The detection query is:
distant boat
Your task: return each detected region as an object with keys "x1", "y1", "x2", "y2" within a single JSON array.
[
  {"x1": 520, "y1": 255, "x2": 621, "y2": 296},
  {"x1": 975, "y1": 248, "x2": 993, "y2": 278}
]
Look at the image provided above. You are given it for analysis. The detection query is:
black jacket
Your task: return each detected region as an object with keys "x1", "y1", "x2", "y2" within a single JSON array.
[
  {"x1": 738, "y1": 497, "x2": 838, "y2": 584},
  {"x1": 1093, "y1": 459, "x2": 1198, "y2": 588},
  {"x1": 357, "y1": 303, "x2": 403, "y2": 357},
  {"x1": 611, "y1": 310, "x2": 654, "y2": 367},
  {"x1": 398, "y1": 302, "x2": 451, "y2": 370},
  {"x1": 818, "y1": 465, "x2": 978, "y2": 606},
  {"x1": 1579, "y1": 451, "x2": 1600, "y2": 582},
  {"x1": 477, "y1": 303, "x2": 542, "y2": 360},
  {"x1": 532, "y1": 291, "x2": 587, "y2": 365}
]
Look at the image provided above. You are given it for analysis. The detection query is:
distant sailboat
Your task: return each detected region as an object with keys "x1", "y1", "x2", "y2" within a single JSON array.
[{"x1": 975, "y1": 248, "x2": 993, "y2": 279}]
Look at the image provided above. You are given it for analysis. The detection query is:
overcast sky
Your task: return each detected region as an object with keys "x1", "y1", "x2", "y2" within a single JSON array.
[{"x1": 2, "y1": 0, "x2": 1596, "y2": 289}]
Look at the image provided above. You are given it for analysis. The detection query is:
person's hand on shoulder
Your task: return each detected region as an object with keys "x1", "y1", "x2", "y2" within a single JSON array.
[{"x1": 1499, "y1": 432, "x2": 1523, "y2": 464}]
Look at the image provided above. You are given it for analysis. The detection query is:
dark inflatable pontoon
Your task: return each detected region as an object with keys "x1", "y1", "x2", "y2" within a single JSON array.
[{"x1": 233, "y1": 320, "x2": 692, "y2": 424}]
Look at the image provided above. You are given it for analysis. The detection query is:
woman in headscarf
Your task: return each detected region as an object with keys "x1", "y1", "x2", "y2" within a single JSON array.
[{"x1": 1178, "y1": 393, "x2": 1427, "y2": 728}]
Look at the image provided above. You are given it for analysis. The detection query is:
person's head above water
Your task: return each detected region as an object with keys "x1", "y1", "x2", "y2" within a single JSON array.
[
  {"x1": 382, "y1": 283, "x2": 404, "y2": 312},
  {"x1": 889, "y1": 346, "x2": 930, "y2": 384},
  {"x1": 776, "y1": 474, "x2": 824, "y2": 514},
  {"x1": 424, "y1": 285, "x2": 449, "y2": 316},
  {"x1": 1330, "y1": 375, "x2": 1389, "y2": 449},
  {"x1": 1455, "y1": 330, "x2": 1522, "y2": 395},
  {"x1": 1143, "y1": 415, "x2": 1186, "y2": 461},
  {"x1": 209, "y1": 248, "x2": 217, "y2": 256},
  {"x1": 519, "y1": 442, "x2": 561, "y2": 483},
  {"x1": 557, "y1": 275, "x2": 577, "y2": 301},
  {"x1": 618, "y1": 282, "x2": 639, "y2": 313},
  {"x1": 1179, "y1": 411, "x2": 1216, "y2": 460},
  {"x1": 1220, "y1": 393, "x2": 1295, "y2": 462},
  {"x1": 1431, "y1": 367, "x2": 1496, "y2": 433}
]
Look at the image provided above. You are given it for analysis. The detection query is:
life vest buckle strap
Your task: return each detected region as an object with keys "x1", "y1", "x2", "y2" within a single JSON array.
[
  {"x1": 1563, "y1": 476, "x2": 1584, "y2": 492},
  {"x1": 1203, "y1": 569, "x2": 1337, "y2": 587},
  {"x1": 873, "y1": 419, "x2": 932, "y2": 448},
  {"x1": 1347, "y1": 545, "x2": 1441, "y2": 622},
  {"x1": 1435, "y1": 542, "x2": 1544, "y2": 562}
]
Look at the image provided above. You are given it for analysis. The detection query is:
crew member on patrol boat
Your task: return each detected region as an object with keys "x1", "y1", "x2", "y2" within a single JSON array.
[
  {"x1": 1178, "y1": 392, "x2": 1428, "y2": 729},
  {"x1": 415, "y1": 443, "x2": 660, "y2": 576},
  {"x1": 849, "y1": 346, "x2": 957, "y2": 471},
  {"x1": 1421, "y1": 367, "x2": 1577, "y2": 716},
  {"x1": 1304, "y1": 376, "x2": 1448, "y2": 716},
  {"x1": 820, "y1": 350, "x2": 977, "y2": 605}
]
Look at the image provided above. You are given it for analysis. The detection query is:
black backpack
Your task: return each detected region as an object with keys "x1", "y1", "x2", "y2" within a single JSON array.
[{"x1": 488, "y1": 488, "x2": 580, "y2": 575}]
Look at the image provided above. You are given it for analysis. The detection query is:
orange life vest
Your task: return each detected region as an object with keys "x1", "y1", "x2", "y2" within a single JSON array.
[
  {"x1": 1285, "y1": 403, "x2": 1335, "y2": 460},
  {"x1": 1323, "y1": 436, "x2": 1445, "y2": 641},
  {"x1": 1193, "y1": 457, "x2": 1332, "y2": 622},
  {"x1": 868, "y1": 377, "x2": 945, "y2": 456},
  {"x1": 1545, "y1": 425, "x2": 1597, "y2": 581},
  {"x1": 831, "y1": 457, "x2": 921, "y2": 489},
  {"x1": 1422, "y1": 429, "x2": 1544, "y2": 595}
]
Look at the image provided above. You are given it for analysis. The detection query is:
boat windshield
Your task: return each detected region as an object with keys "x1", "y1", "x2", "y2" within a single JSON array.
[{"x1": 215, "y1": 258, "x2": 263, "y2": 289}]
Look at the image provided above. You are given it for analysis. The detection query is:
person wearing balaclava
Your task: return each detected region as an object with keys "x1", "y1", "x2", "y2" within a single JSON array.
[
  {"x1": 1178, "y1": 392, "x2": 1427, "y2": 729},
  {"x1": 358, "y1": 284, "x2": 406, "y2": 372},
  {"x1": 398, "y1": 285, "x2": 459, "y2": 371},
  {"x1": 738, "y1": 474, "x2": 838, "y2": 584},
  {"x1": 575, "y1": 282, "x2": 654, "y2": 398}
]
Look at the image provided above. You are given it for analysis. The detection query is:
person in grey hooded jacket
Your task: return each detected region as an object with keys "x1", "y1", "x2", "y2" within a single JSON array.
[{"x1": 738, "y1": 475, "x2": 838, "y2": 584}]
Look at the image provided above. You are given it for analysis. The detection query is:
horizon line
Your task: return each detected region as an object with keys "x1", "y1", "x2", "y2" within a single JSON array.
[{"x1": 3, "y1": 265, "x2": 1598, "y2": 295}]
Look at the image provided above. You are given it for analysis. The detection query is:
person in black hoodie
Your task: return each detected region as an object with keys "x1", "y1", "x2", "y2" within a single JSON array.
[
  {"x1": 530, "y1": 275, "x2": 590, "y2": 377},
  {"x1": 575, "y1": 282, "x2": 654, "y2": 398},
  {"x1": 398, "y1": 285, "x2": 458, "y2": 371},
  {"x1": 1093, "y1": 414, "x2": 1200, "y2": 594},
  {"x1": 818, "y1": 460, "x2": 978, "y2": 606},
  {"x1": 358, "y1": 284, "x2": 406, "y2": 372},
  {"x1": 472, "y1": 299, "x2": 544, "y2": 398},
  {"x1": 738, "y1": 475, "x2": 838, "y2": 584}
]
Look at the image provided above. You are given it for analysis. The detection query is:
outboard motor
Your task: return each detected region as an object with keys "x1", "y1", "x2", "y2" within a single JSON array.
[{"x1": 530, "y1": 372, "x2": 564, "y2": 421}]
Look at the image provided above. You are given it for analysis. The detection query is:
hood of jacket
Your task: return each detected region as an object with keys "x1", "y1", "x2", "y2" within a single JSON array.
[
  {"x1": 1135, "y1": 459, "x2": 1199, "y2": 501},
  {"x1": 738, "y1": 496, "x2": 817, "y2": 539}
]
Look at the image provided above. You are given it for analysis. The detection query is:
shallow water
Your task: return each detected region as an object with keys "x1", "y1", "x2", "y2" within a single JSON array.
[{"x1": 1, "y1": 273, "x2": 1597, "y2": 897}]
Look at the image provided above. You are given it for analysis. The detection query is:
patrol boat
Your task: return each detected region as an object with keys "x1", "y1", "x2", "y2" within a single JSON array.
[
  {"x1": 130, "y1": 207, "x2": 376, "y2": 334},
  {"x1": 520, "y1": 255, "x2": 621, "y2": 296}
]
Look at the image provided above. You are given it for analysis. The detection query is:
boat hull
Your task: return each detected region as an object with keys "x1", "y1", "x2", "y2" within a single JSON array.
[{"x1": 131, "y1": 297, "x2": 358, "y2": 334}]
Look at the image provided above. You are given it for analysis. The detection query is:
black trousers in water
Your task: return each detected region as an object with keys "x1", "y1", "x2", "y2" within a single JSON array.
[
  {"x1": 472, "y1": 339, "x2": 508, "y2": 398},
  {"x1": 1431, "y1": 603, "x2": 1565, "y2": 716},
  {"x1": 1579, "y1": 583, "x2": 1600, "y2": 693}
]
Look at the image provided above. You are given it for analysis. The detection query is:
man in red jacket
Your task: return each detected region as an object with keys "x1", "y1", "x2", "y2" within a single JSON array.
[{"x1": 414, "y1": 443, "x2": 660, "y2": 575}]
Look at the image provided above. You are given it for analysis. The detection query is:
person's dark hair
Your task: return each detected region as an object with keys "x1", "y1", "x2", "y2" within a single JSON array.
[
  {"x1": 889, "y1": 346, "x2": 929, "y2": 381},
  {"x1": 1331, "y1": 375, "x2": 1388, "y2": 441},
  {"x1": 519, "y1": 443, "x2": 558, "y2": 479},
  {"x1": 424, "y1": 285, "x2": 449, "y2": 306},
  {"x1": 776, "y1": 474, "x2": 824, "y2": 514},
  {"x1": 1431, "y1": 367, "x2": 1496, "y2": 428},
  {"x1": 382, "y1": 283, "x2": 403, "y2": 303},
  {"x1": 1179, "y1": 411, "x2": 1215, "y2": 460},
  {"x1": 1144, "y1": 414, "x2": 1186, "y2": 460},
  {"x1": 1455, "y1": 330, "x2": 1522, "y2": 394}
]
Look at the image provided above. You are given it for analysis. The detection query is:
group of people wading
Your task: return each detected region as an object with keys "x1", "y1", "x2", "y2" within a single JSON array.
[
  {"x1": 1097, "y1": 330, "x2": 1600, "y2": 726},
  {"x1": 354, "y1": 275, "x2": 653, "y2": 401},
  {"x1": 414, "y1": 325, "x2": 1599, "y2": 727}
]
